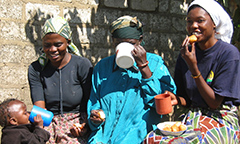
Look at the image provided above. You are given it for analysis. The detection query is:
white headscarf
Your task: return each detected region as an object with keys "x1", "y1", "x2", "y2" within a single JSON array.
[{"x1": 188, "y1": 0, "x2": 233, "y2": 43}]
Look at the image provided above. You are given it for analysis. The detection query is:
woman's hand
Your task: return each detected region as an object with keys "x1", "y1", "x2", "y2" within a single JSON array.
[
  {"x1": 132, "y1": 44, "x2": 152, "y2": 78},
  {"x1": 33, "y1": 114, "x2": 44, "y2": 128},
  {"x1": 132, "y1": 44, "x2": 147, "y2": 65},
  {"x1": 180, "y1": 36, "x2": 199, "y2": 75},
  {"x1": 165, "y1": 91, "x2": 188, "y2": 107},
  {"x1": 165, "y1": 91, "x2": 178, "y2": 106},
  {"x1": 70, "y1": 123, "x2": 88, "y2": 137},
  {"x1": 90, "y1": 109, "x2": 105, "y2": 125}
]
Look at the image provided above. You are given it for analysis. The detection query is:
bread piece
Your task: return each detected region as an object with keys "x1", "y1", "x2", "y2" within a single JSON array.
[
  {"x1": 73, "y1": 123, "x2": 83, "y2": 129},
  {"x1": 98, "y1": 111, "x2": 106, "y2": 120},
  {"x1": 189, "y1": 35, "x2": 197, "y2": 44},
  {"x1": 174, "y1": 122, "x2": 181, "y2": 127},
  {"x1": 163, "y1": 124, "x2": 172, "y2": 131},
  {"x1": 179, "y1": 124, "x2": 186, "y2": 131},
  {"x1": 171, "y1": 124, "x2": 180, "y2": 132}
]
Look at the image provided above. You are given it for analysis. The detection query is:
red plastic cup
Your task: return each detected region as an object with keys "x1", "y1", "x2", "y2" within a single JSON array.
[{"x1": 154, "y1": 93, "x2": 172, "y2": 115}]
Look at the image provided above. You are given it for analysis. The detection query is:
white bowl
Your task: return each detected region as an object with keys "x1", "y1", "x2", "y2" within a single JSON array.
[{"x1": 157, "y1": 121, "x2": 187, "y2": 136}]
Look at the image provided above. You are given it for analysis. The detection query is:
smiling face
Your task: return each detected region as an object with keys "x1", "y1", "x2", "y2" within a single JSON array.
[
  {"x1": 8, "y1": 100, "x2": 30, "y2": 125},
  {"x1": 186, "y1": 6, "x2": 217, "y2": 47},
  {"x1": 42, "y1": 33, "x2": 70, "y2": 65}
]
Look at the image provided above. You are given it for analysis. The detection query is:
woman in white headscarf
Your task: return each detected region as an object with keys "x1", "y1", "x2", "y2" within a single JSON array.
[{"x1": 144, "y1": 0, "x2": 240, "y2": 143}]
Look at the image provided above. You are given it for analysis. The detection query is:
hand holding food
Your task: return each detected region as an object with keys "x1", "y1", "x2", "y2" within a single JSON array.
[
  {"x1": 90, "y1": 109, "x2": 105, "y2": 124},
  {"x1": 70, "y1": 123, "x2": 88, "y2": 137},
  {"x1": 189, "y1": 35, "x2": 197, "y2": 44},
  {"x1": 98, "y1": 110, "x2": 106, "y2": 120}
]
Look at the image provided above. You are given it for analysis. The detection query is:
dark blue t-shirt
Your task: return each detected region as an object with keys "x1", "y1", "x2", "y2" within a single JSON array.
[{"x1": 174, "y1": 40, "x2": 240, "y2": 108}]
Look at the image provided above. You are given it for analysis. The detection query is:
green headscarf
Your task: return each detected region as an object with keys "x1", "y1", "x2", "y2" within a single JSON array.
[
  {"x1": 38, "y1": 16, "x2": 81, "y2": 68},
  {"x1": 109, "y1": 15, "x2": 145, "y2": 46}
]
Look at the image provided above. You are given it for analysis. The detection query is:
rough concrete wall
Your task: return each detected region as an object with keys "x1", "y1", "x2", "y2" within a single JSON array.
[
  {"x1": 0, "y1": 0, "x2": 191, "y2": 107},
  {"x1": 0, "y1": 0, "x2": 192, "y2": 136}
]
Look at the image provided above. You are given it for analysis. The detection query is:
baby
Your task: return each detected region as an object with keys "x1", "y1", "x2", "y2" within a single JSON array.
[{"x1": 0, "y1": 98, "x2": 50, "y2": 144}]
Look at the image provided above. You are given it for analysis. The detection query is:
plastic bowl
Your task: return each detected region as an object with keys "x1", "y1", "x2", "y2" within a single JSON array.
[{"x1": 157, "y1": 121, "x2": 187, "y2": 136}]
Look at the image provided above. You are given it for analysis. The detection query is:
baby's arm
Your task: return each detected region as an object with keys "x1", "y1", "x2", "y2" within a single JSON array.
[
  {"x1": 33, "y1": 114, "x2": 44, "y2": 128},
  {"x1": 32, "y1": 114, "x2": 50, "y2": 143}
]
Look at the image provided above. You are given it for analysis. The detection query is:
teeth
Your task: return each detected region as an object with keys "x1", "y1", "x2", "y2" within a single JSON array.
[
  {"x1": 51, "y1": 54, "x2": 58, "y2": 57},
  {"x1": 192, "y1": 32, "x2": 200, "y2": 36}
]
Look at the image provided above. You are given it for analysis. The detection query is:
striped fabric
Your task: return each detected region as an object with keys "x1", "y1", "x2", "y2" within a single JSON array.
[
  {"x1": 109, "y1": 16, "x2": 142, "y2": 34},
  {"x1": 143, "y1": 105, "x2": 240, "y2": 144},
  {"x1": 38, "y1": 16, "x2": 81, "y2": 68},
  {"x1": 109, "y1": 15, "x2": 145, "y2": 46}
]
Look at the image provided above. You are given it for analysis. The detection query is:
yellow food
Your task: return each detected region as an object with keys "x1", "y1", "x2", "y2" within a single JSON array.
[
  {"x1": 189, "y1": 35, "x2": 197, "y2": 44},
  {"x1": 98, "y1": 111, "x2": 106, "y2": 119},
  {"x1": 179, "y1": 125, "x2": 186, "y2": 131},
  {"x1": 73, "y1": 123, "x2": 83, "y2": 129},
  {"x1": 162, "y1": 122, "x2": 186, "y2": 132},
  {"x1": 171, "y1": 124, "x2": 179, "y2": 132},
  {"x1": 163, "y1": 124, "x2": 171, "y2": 131}
]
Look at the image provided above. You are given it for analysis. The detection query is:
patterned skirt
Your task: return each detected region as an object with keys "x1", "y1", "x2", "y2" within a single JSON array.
[
  {"x1": 44, "y1": 112, "x2": 90, "y2": 144},
  {"x1": 143, "y1": 105, "x2": 240, "y2": 144}
]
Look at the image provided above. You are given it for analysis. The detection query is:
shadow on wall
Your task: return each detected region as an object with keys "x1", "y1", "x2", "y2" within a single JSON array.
[
  {"x1": 23, "y1": 0, "x2": 240, "y2": 68},
  {"x1": 24, "y1": 8, "x2": 87, "y2": 62},
  {"x1": 23, "y1": 1, "x2": 187, "y2": 68},
  {"x1": 25, "y1": 11, "x2": 52, "y2": 57}
]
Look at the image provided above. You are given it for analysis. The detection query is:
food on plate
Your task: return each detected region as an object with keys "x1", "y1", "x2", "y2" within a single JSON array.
[
  {"x1": 162, "y1": 122, "x2": 186, "y2": 132},
  {"x1": 189, "y1": 35, "x2": 197, "y2": 44},
  {"x1": 98, "y1": 110, "x2": 106, "y2": 120},
  {"x1": 171, "y1": 122, "x2": 180, "y2": 132},
  {"x1": 179, "y1": 124, "x2": 186, "y2": 131},
  {"x1": 162, "y1": 124, "x2": 172, "y2": 131}
]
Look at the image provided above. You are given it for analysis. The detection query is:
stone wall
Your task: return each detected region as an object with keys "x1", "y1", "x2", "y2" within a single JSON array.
[{"x1": 0, "y1": 0, "x2": 191, "y2": 110}]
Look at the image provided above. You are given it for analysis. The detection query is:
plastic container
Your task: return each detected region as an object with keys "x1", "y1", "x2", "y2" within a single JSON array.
[
  {"x1": 154, "y1": 93, "x2": 172, "y2": 115},
  {"x1": 29, "y1": 105, "x2": 54, "y2": 126},
  {"x1": 115, "y1": 42, "x2": 135, "y2": 69}
]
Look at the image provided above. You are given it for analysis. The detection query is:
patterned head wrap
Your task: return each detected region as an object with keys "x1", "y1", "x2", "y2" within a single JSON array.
[
  {"x1": 188, "y1": 0, "x2": 233, "y2": 43},
  {"x1": 109, "y1": 15, "x2": 145, "y2": 46},
  {"x1": 38, "y1": 16, "x2": 81, "y2": 67}
]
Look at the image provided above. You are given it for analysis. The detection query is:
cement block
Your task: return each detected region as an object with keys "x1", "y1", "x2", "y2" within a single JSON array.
[
  {"x1": 158, "y1": 0, "x2": 169, "y2": 12},
  {"x1": 22, "y1": 45, "x2": 42, "y2": 64},
  {"x1": 25, "y1": 3, "x2": 60, "y2": 21},
  {"x1": 0, "y1": 44, "x2": 22, "y2": 63},
  {"x1": 0, "y1": 20, "x2": 27, "y2": 41},
  {"x1": 170, "y1": 0, "x2": 188, "y2": 15},
  {"x1": 76, "y1": 0, "x2": 99, "y2": 5},
  {"x1": 0, "y1": 0, "x2": 23, "y2": 19},
  {"x1": 64, "y1": 7, "x2": 92, "y2": 24},
  {"x1": 72, "y1": 27, "x2": 108, "y2": 45},
  {"x1": 93, "y1": 9, "x2": 121, "y2": 26},
  {"x1": 130, "y1": 0, "x2": 158, "y2": 11},
  {"x1": 0, "y1": 88, "x2": 22, "y2": 102},
  {"x1": 149, "y1": 15, "x2": 172, "y2": 31},
  {"x1": 104, "y1": 0, "x2": 128, "y2": 8},
  {"x1": 0, "y1": 65, "x2": 28, "y2": 85},
  {"x1": 171, "y1": 17, "x2": 187, "y2": 33}
]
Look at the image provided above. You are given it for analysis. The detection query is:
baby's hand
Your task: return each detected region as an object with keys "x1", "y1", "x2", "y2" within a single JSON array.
[{"x1": 33, "y1": 114, "x2": 44, "y2": 128}]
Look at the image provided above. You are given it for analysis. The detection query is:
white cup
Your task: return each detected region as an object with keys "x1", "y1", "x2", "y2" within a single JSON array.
[{"x1": 115, "y1": 42, "x2": 135, "y2": 69}]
